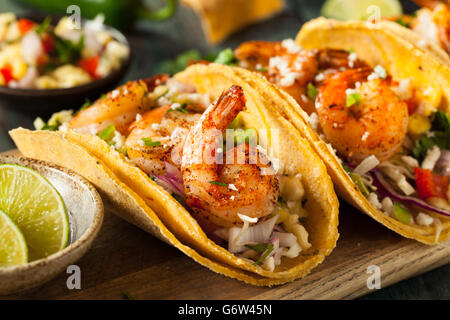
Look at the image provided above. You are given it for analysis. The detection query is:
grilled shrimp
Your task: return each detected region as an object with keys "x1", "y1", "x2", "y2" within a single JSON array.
[
  {"x1": 412, "y1": 1, "x2": 450, "y2": 54},
  {"x1": 125, "y1": 105, "x2": 201, "y2": 175},
  {"x1": 181, "y1": 85, "x2": 279, "y2": 228},
  {"x1": 234, "y1": 40, "x2": 318, "y2": 113},
  {"x1": 234, "y1": 41, "x2": 368, "y2": 114},
  {"x1": 68, "y1": 75, "x2": 169, "y2": 134},
  {"x1": 315, "y1": 68, "x2": 409, "y2": 164}
]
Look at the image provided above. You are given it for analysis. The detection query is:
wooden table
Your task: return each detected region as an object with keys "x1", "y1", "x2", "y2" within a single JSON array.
[{"x1": 3, "y1": 195, "x2": 449, "y2": 299}]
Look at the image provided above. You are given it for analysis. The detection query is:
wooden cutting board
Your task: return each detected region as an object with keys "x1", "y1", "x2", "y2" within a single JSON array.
[{"x1": 2, "y1": 150, "x2": 450, "y2": 300}]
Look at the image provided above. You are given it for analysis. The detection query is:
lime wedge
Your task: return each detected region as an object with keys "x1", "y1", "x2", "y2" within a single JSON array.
[
  {"x1": 0, "y1": 208, "x2": 28, "y2": 267},
  {"x1": 321, "y1": 0, "x2": 402, "y2": 21},
  {"x1": 0, "y1": 164, "x2": 69, "y2": 261}
]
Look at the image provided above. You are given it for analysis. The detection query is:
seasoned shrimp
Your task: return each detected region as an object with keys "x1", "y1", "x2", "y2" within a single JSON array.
[
  {"x1": 68, "y1": 75, "x2": 169, "y2": 134},
  {"x1": 125, "y1": 105, "x2": 201, "y2": 175},
  {"x1": 181, "y1": 85, "x2": 279, "y2": 229},
  {"x1": 316, "y1": 68, "x2": 409, "y2": 164},
  {"x1": 234, "y1": 41, "x2": 368, "y2": 114},
  {"x1": 412, "y1": 1, "x2": 450, "y2": 54},
  {"x1": 234, "y1": 40, "x2": 318, "y2": 113}
]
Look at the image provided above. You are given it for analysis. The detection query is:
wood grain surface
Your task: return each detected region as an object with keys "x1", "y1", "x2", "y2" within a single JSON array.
[{"x1": 2, "y1": 151, "x2": 450, "y2": 300}]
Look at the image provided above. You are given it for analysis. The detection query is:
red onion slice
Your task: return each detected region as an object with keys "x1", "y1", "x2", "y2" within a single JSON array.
[{"x1": 373, "y1": 171, "x2": 450, "y2": 217}]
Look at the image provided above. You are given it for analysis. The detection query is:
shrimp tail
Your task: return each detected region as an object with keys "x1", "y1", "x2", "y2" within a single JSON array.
[{"x1": 206, "y1": 85, "x2": 246, "y2": 130}]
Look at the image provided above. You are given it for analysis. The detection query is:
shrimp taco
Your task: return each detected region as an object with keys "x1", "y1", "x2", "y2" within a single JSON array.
[
  {"x1": 214, "y1": 18, "x2": 450, "y2": 244},
  {"x1": 383, "y1": 0, "x2": 450, "y2": 64},
  {"x1": 10, "y1": 63, "x2": 339, "y2": 285}
]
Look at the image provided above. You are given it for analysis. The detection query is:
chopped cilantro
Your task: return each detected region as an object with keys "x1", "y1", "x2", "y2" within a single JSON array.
[
  {"x1": 245, "y1": 243, "x2": 270, "y2": 254},
  {"x1": 167, "y1": 103, "x2": 189, "y2": 113},
  {"x1": 141, "y1": 137, "x2": 161, "y2": 147},
  {"x1": 52, "y1": 32, "x2": 84, "y2": 64},
  {"x1": 171, "y1": 193, "x2": 185, "y2": 205},
  {"x1": 396, "y1": 17, "x2": 410, "y2": 28},
  {"x1": 122, "y1": 291, "x2": 135, "y2": 300},
  {"x1": 98, "y1": 124, "x2": 116, "y2": 141},
  {"x1": 214, "y1": 48, "x2": 238, "y2": 66},
  {"x1": 156, "y1": 49, "x2": 202, "y2": 75},
  {"x1": 35, "y1": 16, "x2": 51, "y2": 34},
  {"x1": 412, "y1": 111, "x2": 450, "y2": 162},
  {"x1": 74, "y1": 99, "x2": 91, "y2": 116},
  {"x1": 253, "y1": 243, "x2": 274, "y2": 266},
  {"x1": 209, "y1": 181, "x2": 227, "y2": 186}
]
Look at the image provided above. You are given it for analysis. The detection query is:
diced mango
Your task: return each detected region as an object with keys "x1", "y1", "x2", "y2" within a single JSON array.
[
  {"x1": 408, "y1": 113, "x2": 431, "y2": 135},
  {"x1": 11, "y1": 58, "x2": 27, "y2": 79},
  {"x1": 420, "y1": 87, "x2": 442, "y2": 116}
]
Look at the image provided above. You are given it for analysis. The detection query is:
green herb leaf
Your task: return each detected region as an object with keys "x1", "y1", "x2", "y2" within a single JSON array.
[
  {"x1": 52, "y1": 32, "x2": 84, "y2": 64},
  {"x1": 253, "y1": 243, "x2": 274, "y2": 266},
  {"x1": 98, "y1": 124, "x2": 116, "y2": 141},
  {"x1": 122, "y1": 291, "x2": 135, "y2": 300},
  {"x1": 149, "y1": 175, "x2": 156, "y2": 181},
  {"x1": 141, "y1": 137, "x2": 161, "y2": 147},
  {"x1": 156, "y1": 49, "x2": 202, "y2": 75},
  {"x1": 396, "y1": 18, "x2": 410, "y2": 28},
  {"x1": 209, "y1": 181, "x2": 227, "y2": 186},
  {"x1": 432, "y1": 110, "x2": 450, "y2": 132},
  {"x1": 35, "y1": 16, "x2": 51, "y2": 34},
  {"x1": 412, "y1": 111, "x2": 450, "y2": 162},
  {"x1": 346, "y1": 93, "x2": 361, "y2": 107},
  {"x1": 214, "y1": 48, "x2": 237, "y2": 66},
  {"x1": 245, "y1": 243, "x2": 269, "y2": 254},
  {"x1": 167, "y1": 103, "x2": 189, "y2": 113},
  {"x1": 171, "y1": 193, "x2": 185, "y2": 206},
  {"x1": 256, "y1": 67, "x2": 268, "y2": 72},
  {"x1": 74, "y1": 99, "x2": 91, "y2": 116},
  {"x1": 307, "y1": 83, "x2": 317, "y2": 100}
]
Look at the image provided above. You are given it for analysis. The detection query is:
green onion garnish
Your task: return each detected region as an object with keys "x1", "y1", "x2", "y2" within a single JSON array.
[
  {"x1": 141, "y1": 137, "x2": 161, "y2": 147},
  {"x1": 307, "y1": 83, "x2": 318, "y2": 100},
  {"x1": 346, "y1": 93, "x2": 361, "y2": 107},
  {"x1": 98, "y1": 124, "x2": 116, "y2": 141},
  {"x1": 393, "y1": 202, "x2": 411, "y2": 225}
]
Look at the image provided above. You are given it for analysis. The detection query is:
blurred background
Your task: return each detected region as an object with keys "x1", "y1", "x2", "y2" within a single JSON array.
[{"x1": 2, "y1": 0, "x2": 449, "y2": 299}]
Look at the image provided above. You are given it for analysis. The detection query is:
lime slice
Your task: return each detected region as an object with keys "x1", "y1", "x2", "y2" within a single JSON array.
[
  {"x1": 0, "y1": 164, "x2": 69, "y2": 261},
  {"x1": 0, "y1": 208, "x2": 28, "y2": 267},
  {"x1": 321, "y1": 0, "x2": 402, "y2": 21}
]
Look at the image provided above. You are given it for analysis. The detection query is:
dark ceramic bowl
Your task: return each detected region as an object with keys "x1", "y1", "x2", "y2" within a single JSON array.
[{"x1": 0, "y1": 14, "x2": 132, "y2": 116}]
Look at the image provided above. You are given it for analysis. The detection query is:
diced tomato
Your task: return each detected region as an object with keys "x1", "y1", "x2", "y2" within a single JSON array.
[
  {"x1": 414, "y1": 167, "x2": 449, "y2": 199},
  {"x1": 78, "y1": 55, "x2": 100, "y2": 79},
  {"x1": 18, "y1": 18, "x2": 36, "y2": 34},
  {"x1": 41, "y1": 33, "x2": 54, "y2": 53},
  {"x1": 405, "y1": 98, "x2": 418, "y2": 115},
  {"x1": 0, "y1": 65, "x2": 15, "y2": 84}
]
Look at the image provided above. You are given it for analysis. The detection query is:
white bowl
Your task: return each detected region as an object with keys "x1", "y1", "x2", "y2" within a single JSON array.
[{"x1": 0, "y1": 155, "x2": 104, "y2": 295}]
